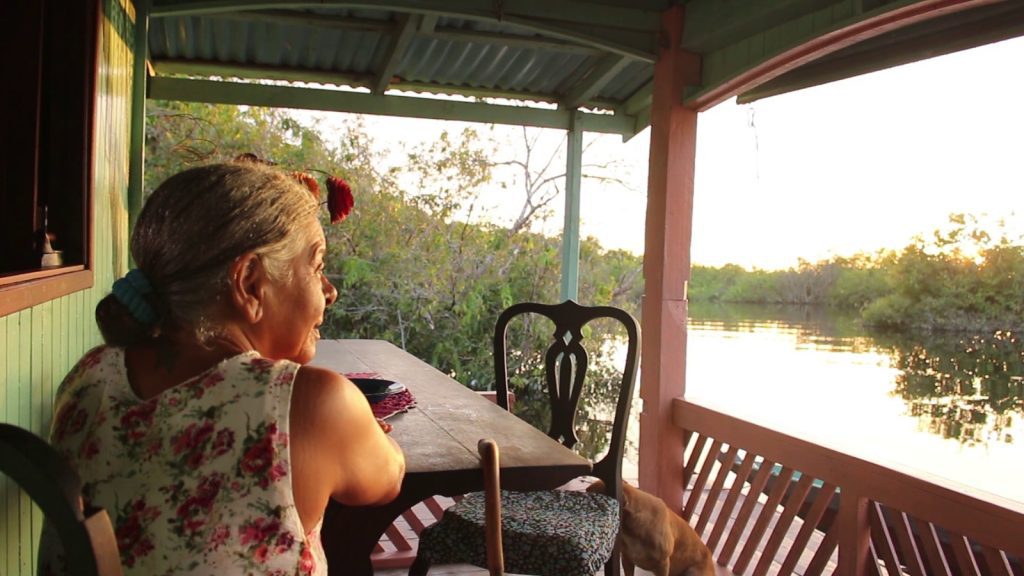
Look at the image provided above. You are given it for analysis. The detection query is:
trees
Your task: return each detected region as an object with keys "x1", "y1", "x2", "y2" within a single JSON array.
[{"x1": 145, "y1": 103, "x2": 644, "y2": 451}]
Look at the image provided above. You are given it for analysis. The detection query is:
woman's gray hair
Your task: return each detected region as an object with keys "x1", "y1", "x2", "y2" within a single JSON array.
[{"x1": 96, "y1": 162, "x2": 320, "y2": 346}]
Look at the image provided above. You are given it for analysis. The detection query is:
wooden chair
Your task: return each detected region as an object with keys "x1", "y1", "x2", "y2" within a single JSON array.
[
  {"x1": 412, "y1": 300, "x2": 641, "y2": 576},
  {"x1": 480, "y1": 439, "x2": 505, "y2": 576},
  {"x1": 0, "y1": 423, "x2": 122, "y2": 576},
  {"x1": 411, "y1": 439, "x2": 504, "y2": 575}
]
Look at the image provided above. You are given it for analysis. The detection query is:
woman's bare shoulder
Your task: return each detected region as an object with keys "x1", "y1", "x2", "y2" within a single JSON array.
[{"x1": 291, "y1": 365, "x2": 368, "y2": 424}]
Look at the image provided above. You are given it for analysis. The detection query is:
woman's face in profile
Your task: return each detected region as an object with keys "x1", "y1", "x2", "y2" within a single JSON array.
[{"x1": 257, "y1": 217, "x2": 338, "y2": 364}]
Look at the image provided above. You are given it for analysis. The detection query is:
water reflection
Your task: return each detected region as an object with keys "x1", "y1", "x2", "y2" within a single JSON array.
[
  {"x1": 689, "y1": 302, "x2": 1024, "y2": 447},
  {"x1": 503, "y1": 303, "x2": 1024, "y2": 496},
  {"x1": 882, "y1": 330, "x2": 1023, "y2": 446}
]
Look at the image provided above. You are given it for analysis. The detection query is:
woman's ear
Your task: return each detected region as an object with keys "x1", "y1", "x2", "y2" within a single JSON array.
[{"x1": 228, "y1": 253, "x2": 266, "y2": 323}]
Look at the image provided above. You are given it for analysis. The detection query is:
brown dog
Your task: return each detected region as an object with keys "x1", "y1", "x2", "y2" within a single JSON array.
[{"x1": 590, "y1": 480, "x2": 715, "y2": 576}]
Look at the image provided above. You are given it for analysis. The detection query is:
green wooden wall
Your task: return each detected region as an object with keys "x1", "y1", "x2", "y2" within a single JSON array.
[{"x1": 0, "y1": 0, "x2": 135, "y2": 572}]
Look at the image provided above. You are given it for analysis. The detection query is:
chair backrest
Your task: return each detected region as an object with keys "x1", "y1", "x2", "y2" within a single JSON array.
[
  {"x1": 478, "y1": 438, "x2": 504, "y2": 576},
  {"x1": 493, "y1": 300, "x2": 641, "y2": 503},
  {"x1": 0, "y1": 423, "x2": 122, "y2": 576}
]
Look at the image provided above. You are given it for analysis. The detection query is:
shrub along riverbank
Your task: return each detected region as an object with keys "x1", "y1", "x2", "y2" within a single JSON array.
[
  {"x1": 690, "y1": 214, "x2": 1024, "y2": 333},
  {"x1": 145, "y1": 100, "x2": 1021, "y2": 390}
]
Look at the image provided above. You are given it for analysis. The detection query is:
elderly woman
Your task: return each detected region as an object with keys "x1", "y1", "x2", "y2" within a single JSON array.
[{"x1": 42, "y1": 162, "x2": 405, "y2": 574}]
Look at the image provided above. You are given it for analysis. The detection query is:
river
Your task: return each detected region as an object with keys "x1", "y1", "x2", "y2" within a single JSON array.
[{"x1": 617, "y1": 302, "x2": 1024, "y2": 503}]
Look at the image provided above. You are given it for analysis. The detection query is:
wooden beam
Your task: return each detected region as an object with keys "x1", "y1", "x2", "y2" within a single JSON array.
[
  {"x1": 681, "y1": 0, "x2": 838, "y2": 52},
  {"x1": 423, "y1": 27, "x2": 603, "y2": 56},
  {"x1": 373, "y1": 13, "x2": 420, "y2": 94},
  {"x1": 148, "y1": 76, "x2": 637, "y2": 135},
  {"x1": 152, "y1": 59, "x2": 621, "y2": 110},
  {"x1": 562, "y1": 54, "x2": 629, "y2": 109},
  {"x1": 152, "y1": 59, "x2": 377, "y2": 88},
  {"x1": 739, "y1": 2, "x2": 1024, "y2": 103},
  {"x1": 201, "y1": 10, "x2": 607, "y2": 55},
  {"x1": 620, "y1": 78, "x2": 653, "y2": 115},
  {"x1": 190, "y1": 8, "x2": 393, "y2": 33},
  {"x1": 418, "y1": 13, "x2": 437, "y2": 33},
  {"x1": 151, "y1": 0, "x2": 663, "y2": 32},
  {"x1": 638, "y1": 4, "x2": 700, "y2": 510},
  {"x1": 686, "y1": 0, "x2": 1000, "y2": 111}
]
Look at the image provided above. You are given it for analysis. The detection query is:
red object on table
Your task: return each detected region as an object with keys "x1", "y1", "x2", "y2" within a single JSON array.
[{"x1": 344, "y1": 372, "x2": 417, "y2": 420}]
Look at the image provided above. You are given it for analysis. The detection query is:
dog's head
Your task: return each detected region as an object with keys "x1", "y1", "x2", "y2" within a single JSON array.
[{"x1": 586, "y1": 479, "x2": 639, "y2": 508}]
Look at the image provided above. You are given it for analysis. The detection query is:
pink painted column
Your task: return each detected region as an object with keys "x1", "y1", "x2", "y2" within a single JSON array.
[{"x1": 638, "y1": 5, "x2": 700, "y2": 511}]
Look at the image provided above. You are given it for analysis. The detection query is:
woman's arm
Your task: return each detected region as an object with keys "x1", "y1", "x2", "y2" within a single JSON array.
[{"x1": 289, "y1": 365, "x2": 405, "y2": 528}]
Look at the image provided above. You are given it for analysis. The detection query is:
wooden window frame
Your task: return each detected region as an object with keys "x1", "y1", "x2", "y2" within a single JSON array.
[{"x1": 0, "y1": 0, "x2": 99, "y2": 317}]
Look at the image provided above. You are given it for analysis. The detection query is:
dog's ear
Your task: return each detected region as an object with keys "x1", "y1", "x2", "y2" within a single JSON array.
[{"x1": 586, "y1": 479, "x2": 607, "y2": 494}]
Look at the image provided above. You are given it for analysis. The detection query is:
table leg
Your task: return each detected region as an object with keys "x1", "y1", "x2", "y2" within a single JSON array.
[
  {"x1": 322, "y1": 500, "x2": 404, "y2": 576},
  {"x1": 321, "y1": 474, "x2": 483, "y2": 575}
]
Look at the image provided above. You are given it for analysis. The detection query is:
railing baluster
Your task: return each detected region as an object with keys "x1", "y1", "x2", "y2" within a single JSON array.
[
  {"x1": 683, "y1": 439, "x2": 723, "y2": 521},
  {"x1": 696, "y1": 444, "x2": 738, "y2": 535},
  {"x1": 752, "y1": 473, "x2": 815, "y2": 576},
  {"x1": 949, "y1": 532, "x2": 981, "y2": 575},
  {"x1": 806, "y1": 520, "x2": 840, "y2": 576},
  {"x1": 886, "y1": 507, "x2": 926, "y2": 576},
  {"x1": 735, "y1": 465, "x2": 795, "y2": 573},
  {"x1": 909, "y1": 516, "x2": 952, "y2": 576},
  {"x1": 706, "y1": 450, "x2": 757, "y2": 554},
  {"x1": 682, "y1": 433, "x2": 709, "y2": 497},
  {"x1": 980, "y1": 545, "x2": 1013, "y2": 576},
  {"x1": 384, "y1": 522, "x2": 412, "y2": 552},
  {"x1": 778, "y1": 481, "x2": 838, "y2": 574},
  {"x1": 869, "y1": 502, "x2": 903, "y2": 575},
  {"x1": 719, "y1": 458, "x2": 775, "y2": 568}
]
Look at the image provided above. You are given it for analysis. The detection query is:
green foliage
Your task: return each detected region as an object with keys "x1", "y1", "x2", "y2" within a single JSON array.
[
  {"x1": 144, "y1": 103, "x2": 643, "y2": 449},
  {"x1": 688, "y1": 214, "x2": 1024, "y2": 333}
]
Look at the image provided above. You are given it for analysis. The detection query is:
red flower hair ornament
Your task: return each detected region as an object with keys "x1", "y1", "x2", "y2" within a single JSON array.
[
  {"x1": 289, "y1": 172, "x2": 353, "y2": 224},
  {"x1": 234, "y1": 154, "x2": 353, "y2": 224},
  {"x1": 325, "y1": 177, "x2": 354, "y2": 224}
]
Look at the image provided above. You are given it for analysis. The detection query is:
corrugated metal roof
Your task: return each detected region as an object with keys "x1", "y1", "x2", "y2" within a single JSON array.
[
  {"x1": 147, "y1": 1, "x2": 1024, "y2": 136},
  {"x1": 147, "y1": 2, "x2": 667, "y2": 137}
]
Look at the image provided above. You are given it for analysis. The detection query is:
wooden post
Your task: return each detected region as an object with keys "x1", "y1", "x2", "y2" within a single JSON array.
[
  {"x1": 638, "y1": 4, "x2": 700, "y2": 510},
  {"x1": 838, "y1": 489, "x2": 871, "y2": 576},
  {"x1": 560, "y1": 110, "x2": 583, "y2": 302}
]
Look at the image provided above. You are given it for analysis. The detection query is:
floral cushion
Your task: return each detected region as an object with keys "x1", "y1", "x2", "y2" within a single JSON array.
[{"x1": 418, "y1": 489, "x2": 619, "y2": 576}]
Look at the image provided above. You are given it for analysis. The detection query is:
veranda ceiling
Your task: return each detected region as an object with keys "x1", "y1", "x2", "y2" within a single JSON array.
[{"x1": 146, "y1": 0, "x2": 1024, "y2": 140}]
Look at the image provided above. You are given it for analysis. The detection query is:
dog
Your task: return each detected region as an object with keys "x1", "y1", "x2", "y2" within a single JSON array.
[{"x1": 589, "y1": 479, "x2": 715, "y2": 576}]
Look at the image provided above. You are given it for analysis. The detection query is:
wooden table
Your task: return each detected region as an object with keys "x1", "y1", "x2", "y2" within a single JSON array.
[{"x1": 312, "y1": 339, "x2": 592, "y2": 575}]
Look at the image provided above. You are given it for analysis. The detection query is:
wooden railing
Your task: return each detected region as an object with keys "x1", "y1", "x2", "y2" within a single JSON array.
[{"x1": 673, "y1": 399, "x2": 1024, "y2": 576}]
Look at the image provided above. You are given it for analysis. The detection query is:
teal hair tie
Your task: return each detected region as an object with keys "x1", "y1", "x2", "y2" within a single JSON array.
[{"x1": 111, "y1": 269, "x2": 157, "y2": 326}]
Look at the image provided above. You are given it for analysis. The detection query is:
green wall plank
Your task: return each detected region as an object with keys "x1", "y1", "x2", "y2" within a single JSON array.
[
  {"x1": 0, "y1": 0, "x2": 135, "y2": 572},
  {"x1": 7, "y1": 311, "x2": 23, "y2": 575},
  {"x1": 19, "y1": 311, "x2": 32, "y2": 573}
]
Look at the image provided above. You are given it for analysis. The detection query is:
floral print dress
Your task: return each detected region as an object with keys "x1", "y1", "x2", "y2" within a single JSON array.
[{"x1": 40, "y1": 346, "x2": 327, "y2": 576}]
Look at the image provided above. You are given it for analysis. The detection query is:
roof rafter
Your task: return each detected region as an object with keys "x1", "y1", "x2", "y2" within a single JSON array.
[
  {"x1": 148, "y1": 76, "x2": 638, "y2": 135},
  {"x1": 562, "y1": 54, "x2": 630, "y2": 108},
  {"x1": 373, "y1": 13, "x2": 420, "y2": 94},
  {"x1": 151, "y1": 58, "x2": 623, "y2": 109}
]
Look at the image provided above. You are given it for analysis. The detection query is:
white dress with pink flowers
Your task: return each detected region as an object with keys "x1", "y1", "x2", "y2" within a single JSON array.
[{"x1": 40, "y1": 345, "x2": 327, "y2": 576}]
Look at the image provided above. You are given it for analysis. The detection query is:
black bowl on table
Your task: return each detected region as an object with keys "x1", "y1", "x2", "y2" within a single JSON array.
[{"x1": 349, "y1": 377, "x2": 405, "y2": 403}]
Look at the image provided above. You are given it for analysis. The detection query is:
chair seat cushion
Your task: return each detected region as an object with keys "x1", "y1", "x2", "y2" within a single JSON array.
[{"x1": 419, "y1": 489, "x2": 619, "y2": 576}]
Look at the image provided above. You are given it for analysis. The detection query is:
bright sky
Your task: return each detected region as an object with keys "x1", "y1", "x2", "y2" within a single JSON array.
[{"x1": 302, "y1": 35, "x2": 1024, "y2": 271}]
